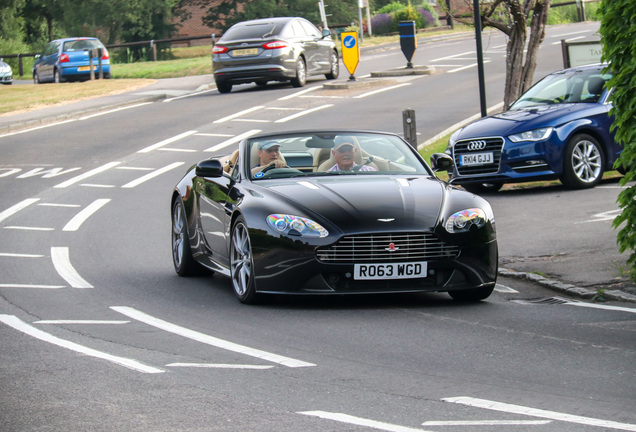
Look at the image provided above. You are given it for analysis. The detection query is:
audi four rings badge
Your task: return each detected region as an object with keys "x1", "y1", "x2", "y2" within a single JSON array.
[{"x1": 467, "y1": 140, "x2": 487, "y2": 151}]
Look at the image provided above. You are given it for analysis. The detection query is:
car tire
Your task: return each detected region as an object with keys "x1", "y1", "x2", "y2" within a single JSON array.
[
  {"x1": 448, "y1": 285, "x2": 494, "y2": 302},
  {"x1": 171, "y1": 199, "x2": 199, "y2": 276},
  {"x1": 291, "y1": 57, "x2": 307, "y2": 87},
  {"x1": 217, "y1": 81, "x2": 232, "y2": 93},
  {"x1": 325, "y1": 51, "x2": 339, "y2": 80},
  {"x1": 33, "y1": 72, "x2": 41, "y2": 84},
  {"x1": 462, "y1": 182, "x2": 503, "y2": 194},
  {"x1": 230, "y1": 218, "x2": 259, "y2": 304},
  {"x1": 560, "y1": 133, "x2": 605, "y2": 189},
  {"x1": 54, "y1": 69, "x2": 64, "y2": 83},
  {"x1": 255, "y1": 80, "x2": 268, "y2": 87}
]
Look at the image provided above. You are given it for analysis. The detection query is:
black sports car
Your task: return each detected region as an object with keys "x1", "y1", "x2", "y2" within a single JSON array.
[{"x1": 171, "y1": 130, "x2": 498, "y2": 304}]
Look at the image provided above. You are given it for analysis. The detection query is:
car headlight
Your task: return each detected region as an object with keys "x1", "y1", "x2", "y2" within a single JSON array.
[
  {"x1": 508, "y1": 127, "x2": 553, "y2": 142},
  {"x1": 267, "y1": 214, "x2": 329, "y2": 238},
  {"x1": 445, "y1": 208, "x2": 487, "y2": 233}
]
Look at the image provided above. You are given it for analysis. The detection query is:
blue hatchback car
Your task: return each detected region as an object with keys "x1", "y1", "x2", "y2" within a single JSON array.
[
  {"x1": 443, "y1": 64, "x2": 621, "y2": 193},
  {"x1": 33, "y1": 37, "x2": 111, "y2": 84}
]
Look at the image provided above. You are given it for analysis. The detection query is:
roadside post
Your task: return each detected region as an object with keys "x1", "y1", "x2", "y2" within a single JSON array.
[
  {"x1": 402, "y1": 109, "x2": 417, "y2": 148},
  {"x1": 89, "y1": 50, "x2": 95, "y2": 80},
  {"x1": 341, "y1": 31, "x2": 360, "y2": 81},
  {"x1": 399, "y1": 21, "x2": 417, "y2": 69}
]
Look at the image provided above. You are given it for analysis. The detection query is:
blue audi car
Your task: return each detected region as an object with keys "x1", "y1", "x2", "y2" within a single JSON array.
[{"x1": 444, "y1": 64, "x2": 621, "y2": 193}]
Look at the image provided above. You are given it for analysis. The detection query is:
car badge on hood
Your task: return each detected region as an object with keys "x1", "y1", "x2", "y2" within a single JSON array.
[{"x1": 385, "y1": 243, "x2": 399, "y2": 252}]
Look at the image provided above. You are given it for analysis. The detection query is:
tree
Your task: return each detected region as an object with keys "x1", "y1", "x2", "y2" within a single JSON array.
[
  {"x1": 599, "y1": 0, "x2": 636, "y2": 284},
  {"x1": 447, "y1": 0, "x2": 551, "y2": 109}
]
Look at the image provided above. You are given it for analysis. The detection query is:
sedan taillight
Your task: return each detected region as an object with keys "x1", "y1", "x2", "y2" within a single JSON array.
[
  {"x1": 262, "y1": 41, "x2": 287, "y2": 50},
  {"x1": 212, "y1": 45, "x2": 228, "y2": 54}
]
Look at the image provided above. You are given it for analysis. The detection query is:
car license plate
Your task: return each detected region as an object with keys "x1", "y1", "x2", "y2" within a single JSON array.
[
  {"x1": 354, "y1": 262, "x2": 427, "y2": 280},
  {"x1": 77, "y1": 66, "x2": 91, "y2": 71},
  {"x1": 232, "y1": 48, "x2": 258, "y2": 57},
  {"x1": 460, "y1": 152, "x2": 493, "y2": 166}
]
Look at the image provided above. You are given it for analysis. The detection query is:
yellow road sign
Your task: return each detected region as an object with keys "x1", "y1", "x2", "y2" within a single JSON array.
[{"x1": 340, "y1": 31, "x2": 360, "y2": 76}]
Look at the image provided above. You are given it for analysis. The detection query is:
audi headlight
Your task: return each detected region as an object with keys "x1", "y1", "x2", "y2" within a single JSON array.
[
  {"x1": 508, "y1": 127, "x2": 553, "y2": 143},
  {"x1": 267, "y1": 214, "x2": 328, "y2": 238},
  {"x1": 445, "y1": 208, "x2": 487, "y2": 233}
]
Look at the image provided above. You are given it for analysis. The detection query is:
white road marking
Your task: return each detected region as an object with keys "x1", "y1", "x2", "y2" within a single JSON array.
[
  {"x1": 194, "y1": 133, "x2": 234, "y2": 137},
  {"x1": 54, "y1": 161, "x2": 121, "y2": 188},
  {"x1": 4, "y1": 226, "x2": 54, "y2": 231},
  {"x1": 121, "y1": 162, "x2": 185, "y2": 188},
  {"x1": 443, "y1": 397, "x2": 636, "y2": 431},
  {"x1": 137, "y1": 130, "x2": 197, "y2": 153},
  {"x1": 0, "y1": 252, "x2": 44, "y2": 258},
  {"x1": 214, "y1": 106, "x2": 264, "y2": 123},
  {"x1": 34, "y1": 320, "x2": 129, "y2": 324},
  {"x1": 278, "y1": 85, "x2": 321, "y2": 100},
  {"x1": 431, "y1": 51, "x2": 476, "y2": 62},
  {"x1": 51, "y1": 247, "x2": 93, "y2": 289},
  {"x1": 564, "y1": 301, "x2": 636, "y2": 314},
  {"x1": 551, "y1": 30, "x2": 592, "y2": 38},
  {"x1": 79, "y1": 183, "x2": 115, "y2": 188},
  {"x1": 78, "y1": 102, "x2": 153, "y2": 120},
  {"x1": 422, "y1": 420, "x2": 550, "y2": 426},
  {"x1": 204, "y1": 129, "x2": 262, "y2": 152},
  {"x1": 275, "y1": 104, "x2": 334, "y2": 123},
  {"x1": 575, "y1": 209, "x2": 621, "y2": 224},
  {"x1": 0, "y1": 198, "x2": 40, "y2": 224},
  {"x1": 157, "y1": 147, "x2": 198, "y2": 152},
  {"x1": 0, "y1": 284, "x2": 65, "y2": 289},
  {"x1": 232, "y1": 118, "x2": 271, "y2": 123},
  {"x1": 116, "y1": 166, "x2": 154, "y2": 171},
  {"x1": 448, "y1": 61, "x2": 491, "y2": 74},
  {"x1": 552, "y1": 36, "x2": 585, "y2": 45},
  {"x1": 494, "y1": 284, "x2": 519, "y2": 293},
  {"x1": 298, "y1": 411, "x2": 432, "y2": 432},
  {"x1": 111, "y1": 306, "x2": 316, "y2": 368},
  {"x1": 163, "y1": 89, "x2": 216, "y2": 102},
  {"x1": 38, "y1": 203, "x2": 82, "y2": 207},
  {"x1": 0, "y1": 314, "x2": 163, "y2": 374},
  {"x1": 0, "y1": 168, "x2": 22, "y2": 177},
  {"x1": 166, "y1": 363, "x2": 274, "y2": 369},
  {"x1": 354, "y1": 83, "x2": 411, "y2": 99},
  {"x1": 62, "y1": 198, "x2": 111, "y2": 231},
  {"x1": 0, "y1": 119, "x2": 75, "y2": 139},
  {"x1": 16, "y1": 167, "x2": 81, "y2": 179}
]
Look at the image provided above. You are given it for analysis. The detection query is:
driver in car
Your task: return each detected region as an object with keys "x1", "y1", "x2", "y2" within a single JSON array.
[
  {"x1": 328, "y1": 137, "x2": 376, "y2": 172},
  {"x1": 251, "y1": 141, "x2": 286, "y2": 176}
]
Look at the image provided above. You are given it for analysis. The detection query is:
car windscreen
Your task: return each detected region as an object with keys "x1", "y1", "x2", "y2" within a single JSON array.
[
  {"x1": 511, "y1": 68, "x2": 612, "y2": 109},
  {"x1": 63, "y1": 39, "x2": 103, "y2": 51},
  {"x1": 222, "y1": 23, "x2": 279, "y2": 41},
  {"x1": 248, "y1": 132, "x2": 430, "y2": 180}
]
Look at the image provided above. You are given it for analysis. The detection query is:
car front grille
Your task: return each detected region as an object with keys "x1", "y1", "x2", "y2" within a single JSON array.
[
  {"x1": 316, "y1": 232, "x2": 460, "y2": 264},
  {"x1": 453, "y1": 137, "x2": 504, "y2": 175}
]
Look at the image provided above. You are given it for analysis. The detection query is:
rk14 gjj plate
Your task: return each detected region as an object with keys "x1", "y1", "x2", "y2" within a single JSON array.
[
  {"x1": 354, "y1": 262, "x2": 428, "y2": 280},
  {"x1": 460, "y1": 152, "x2": 493, "y2": 166}
]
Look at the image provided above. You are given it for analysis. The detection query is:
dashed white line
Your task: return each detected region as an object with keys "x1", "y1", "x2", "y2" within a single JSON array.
[
  {"x1": 277, "y1": 85, "x2": 321, "y2": 100},
  {"x1": 137, "y1": 130, "x2": 197, "y2": 153},
  {"x1": 214, "y1": 106, "x2": 264, "y2": 124},
  {"x1": 167, "y1": 363, "x2": 274, "y2": 370},
  {"x1": 4, "y1": 226, "x2": 54, "y2": 231},
  {"x1": 448, "y1": 61, "x2": 491, "y2": 74},
  {"x1": 62, "y1": 199, "x2": 111, "y2": 232},
  {"x1": 353, "y1": 83, "x2": 411, "y2": 99},
  {"x1": 121, "y1": 162, "x2": 185, "y2": 189},
  {"x1": 78, "y1": 102, "x2": 153, "y2": 120},
  {"x1": 0, "y1": 198, "x2": 40, "y2": 224},
  {"x1": 0, "y1": 252, "x2": 44, "y2": 258},
  {"x1": 275, "y1": 104, "x2": 334, "y2": 123},
  {"x1": 34, "y1": 320, "x2": 130, "y2": 325},
  {"x1": 443, "y1": 396, "x2": 636, "y2": 431},
  {"x1": 111, "y1": 306, "x2": 316, "y2": 368},
  {"x1": 54, "y1": 161, "x2": 121, "y2": 189},
  {"x1": 422, "y1": 420, "x2": 550, "y2": 426},
  {"x1": 51, "y1": 246, "x2": 93, "y2": 289},
  {"x1": 0, "y1": 314, "x2": 163, "y2": 374},
  {"x1": 0, "y1": 284, "x2": 65, "y2": 289},
  {"x1": 204, "y1": 129, "x2": 262, "y2": 152},
  {"x1": 298, "y1": 411, "x2": 431, "y2": 432}
]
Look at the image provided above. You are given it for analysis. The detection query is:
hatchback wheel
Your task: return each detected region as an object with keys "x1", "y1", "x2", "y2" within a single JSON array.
[
  {"x1": 560, "y1": 133, "x2": 604, "y2": 189},
  {"x1": 230, "y1": 219, "x2": 259, "y2": 304},
  {"x1": 325, "y1": 51, "x2": 339, "y2": 80},
  {"x1": 291, "y1": 57, "x2": 306, "y2": 87},
  {"x1": 54, "y1": 69, "x2": 64, "y2": 83}
]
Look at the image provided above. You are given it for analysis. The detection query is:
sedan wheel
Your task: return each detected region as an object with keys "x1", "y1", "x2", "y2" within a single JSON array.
[
  {"x1": 448, "y1": 285, "x2": 494, "y2": 302},
  {"x1": 560, "y1": 134, "x2": 605, "y2": 189},
  {"x1": 172, "y1": 199, "x2": 198, "y2": 276},
  {"x1": 216, "y1": 81, "x2": 232, "y2": 94},
  {"x1": 230, "y1": 219, "x2": 259, "y2": 304},
  {"x1": 33, "y1": 72, "x2": 40, "y2": 84},
  {"x1": 291, "y1": 57, "x2": 306, "y2": 87},
  {"x1": 325, "y1": 51, "x2": 339, "y2": 80}
]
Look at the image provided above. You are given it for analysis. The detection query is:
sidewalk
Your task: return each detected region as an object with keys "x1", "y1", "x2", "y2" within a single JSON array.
[{"x1": 2, "y1": 72, "x2": 635, "y2": 304}]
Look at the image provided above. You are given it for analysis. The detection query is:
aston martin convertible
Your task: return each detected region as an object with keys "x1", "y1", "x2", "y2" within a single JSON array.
[{"x1": 171, "y1": 130, "x2": 498, "y2": 304}]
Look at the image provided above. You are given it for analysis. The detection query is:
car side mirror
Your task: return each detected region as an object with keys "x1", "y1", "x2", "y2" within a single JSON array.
[
  {"x1": 430, "y1": 153, "x2": 454, "y2": 172},
  {"x1": 35, "y1": 54, "x2": 41, "y2": 59},
  {"x1": 322, "y1": 29, "x2": 332, "y2": 38},
  {"x1": 195, "y1": 159, "x2": 224, "y2": 178}
]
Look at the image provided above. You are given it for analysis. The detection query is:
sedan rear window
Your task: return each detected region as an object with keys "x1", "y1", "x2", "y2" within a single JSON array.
[{"x1": 222, "y1": 23, "x2": 279, "y2": 40}]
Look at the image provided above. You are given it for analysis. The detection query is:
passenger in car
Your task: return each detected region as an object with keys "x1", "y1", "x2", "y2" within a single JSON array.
[
  {"x1": 327, "y1": 137, "x2": 376, "y2": 172},
  {"x1": 251, "y1": 141, "x2": 287, "y2": 176}
]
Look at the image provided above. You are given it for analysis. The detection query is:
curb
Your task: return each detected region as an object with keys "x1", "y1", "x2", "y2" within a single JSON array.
[{"x1": 499, "y1": 268, "x2": 636, "y2": 304}]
